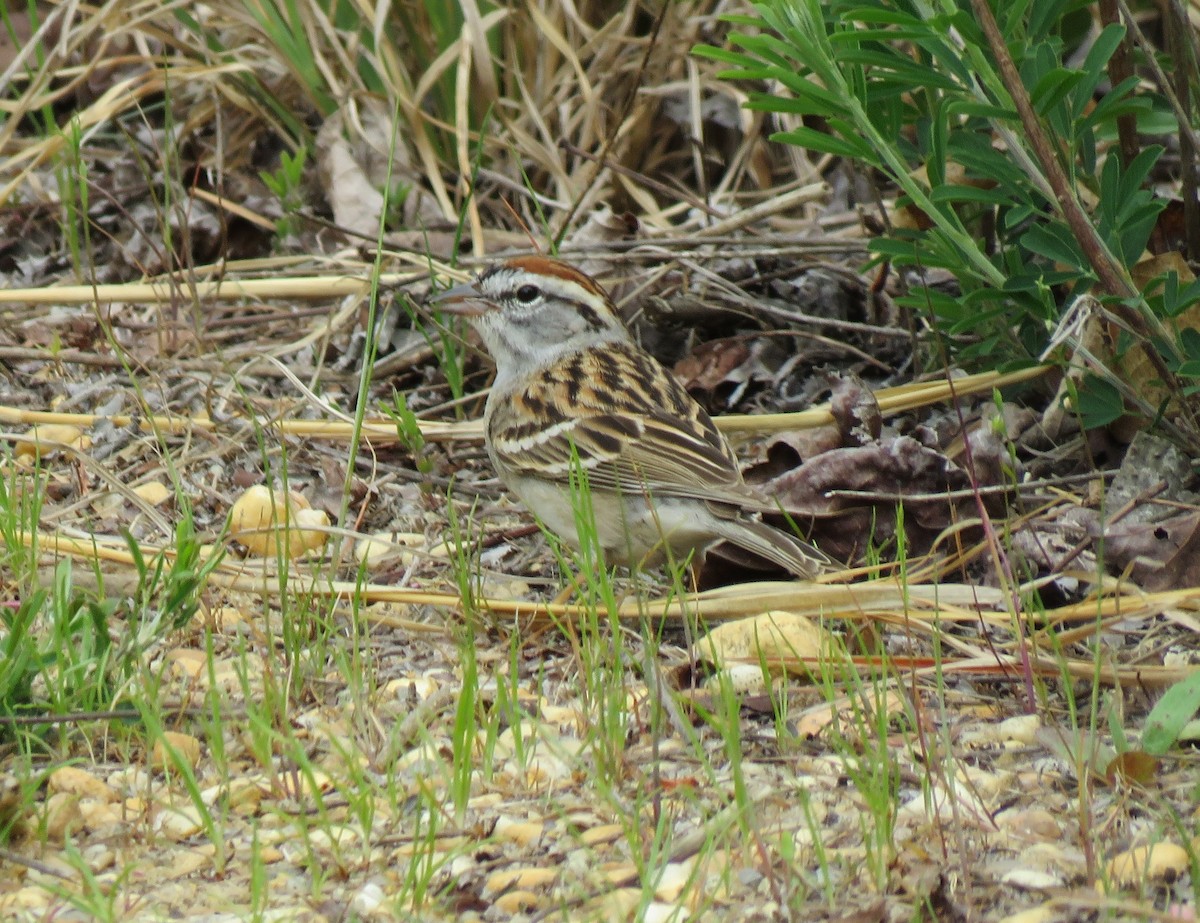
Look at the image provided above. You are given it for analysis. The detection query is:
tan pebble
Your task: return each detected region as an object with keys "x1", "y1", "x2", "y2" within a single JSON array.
[
  {"x1": 123, "y1": 797, "x2": 148, "y2": 815},
  {"x1": 256, "y1": 845, "x2": 284, "y2": 863},
  {"x1": 602, "y1": 860, "x2": 638, "y2": 884},
  {"x1": 308, "y1": 825, "x2": 360, "y2": 851},
  {"x1": 493, "y1": 818, "x2": 544, "y2": 847},
  {"x1": 2, "y1": 887, "x2": 53, "y2": 910},
  {"x1": 166, "y1": 649, "x2": 207, "y2": 679},
  {"x1": 383, "y1": 676, "x2": 440, "y2": 700},
  {"x1": 155, "y1": 804, "x2": 204, "y2": 840},
  {"x1": 581, "y1": 888, "x2": 640, "y2": 917},
  {"x1": 15, "y1": 424, "x2": 87, "y2": 460},
  {"x1": 706, "y1": 664, "x2": 770, "y2": 695},
  {"x1": 354, "y1": 531, "x2": 425, "y2": 566},
  {"x1": 1106, "y1": 842, "x2": 1190, "y2": 888},
  {"x1": 653, "y1": 861, "x2": 694, "y2": 902},
  {"x1": 48, "y1": 766, "x2": 118, "y2": 803},
  {"x1": 539, "y1": 704, "x2": 580, "y2": 725},
  {"x1": 494, "y1": 890, "x2": 542, "y2": 914},
  {"x1": 998, "y1": 714, "x2": 1041, "y2": 744},
  {"x1": 79, "y1": 800, "x2": 123, "y2": 832},
  {"x1": 579, "y1": 823, "x2": 624, "y2": 847},
  {"x1": 165, "y1": 849, "x2": 210, "y2": 879},
  {"x1": 1001, "y1": 868, "x2": 1062, "y2": 890},
  {"x1": 995, "y1": 808, "x2": 1061, "y2": 840},
  {"x1": 43, "y1": 792, "x2": 83, "y2": 841},
  {"x1": 486, "y1": 867, "x2": 557, "y2": 894},
  {"x1": 284, "y1": 769, "x2": 334, "y2": 798},
  {"x1": 226, "y1": 779, "x2": 267, "y2": 812},
  {"x1": 150, "y1": 732, "x2": 202, "y2": 771},
  {"x1": 208, "y1": 606, "x2": 248, "y2": 631},
  {"x1": 133, "y1": 481, "x2": 172, "y2": 505},
  {"x1": 702, "y1": 610, "x2": 831, "y2": 667}
]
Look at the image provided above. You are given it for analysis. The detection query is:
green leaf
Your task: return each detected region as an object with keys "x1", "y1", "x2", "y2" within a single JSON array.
[
  {"x1": 1080, "y1": 24, "x2": 1127, "y2": 101},
  {"x1": 771, "y1": 127, "x2": 872, "y2": 160},
  {"x1": 1141, "y1": 671, "x2": 1200, "y2": 756},
  {"x1": 929, "y1": 185, "x2": 1010, "y2": 207},
  {"x1": 948, "y1": 133, "x2": 1032, "y2": 198},
  {"x1": 1083, "y1": 77, "x2": 1151, "y2": 129},
  {"x1": 1021, "y1": 223, "x2": 1086, "y2": 269},
  {"x1": 1178, "y1": 326, "x2": 1200, "y2": 358},
  {"x1": 1161, "y1": 277, "x2": 1200, "y2": 317},
  {"x1": 692, "y1": 45, "x2": 756, "y2": 66},
  {"x1": 1075, "y1": 375, "x2": 1124, "y2": 428},
  {"x1": 834, "y1": 48, "x2": 962, "y2": 92},
  {"x1": 946, "y1": 101, "x2": 1018, "y2": 121},
  {"x1": 1028, "y1": 0, "x2": 1072, "y2": 39},
  {"x1": 1118, "y1": 146, "x2": 1163, "y2": 201},
  {"x1": 840, "y1": 8, "x2": 925, "y2": 28},
  {"x1": 1030, "y1": 67, "x2": 1084, "y2": 117}
]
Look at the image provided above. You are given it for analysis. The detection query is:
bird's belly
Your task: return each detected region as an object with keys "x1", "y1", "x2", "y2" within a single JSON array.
[{"x1": 503, "y1": 476, "x2": 714, "y2": 566}]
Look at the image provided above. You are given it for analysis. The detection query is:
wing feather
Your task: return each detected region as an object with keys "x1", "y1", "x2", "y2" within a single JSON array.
[{"x1": 487, "y1": 341, "x2": 767, "y2": 509}]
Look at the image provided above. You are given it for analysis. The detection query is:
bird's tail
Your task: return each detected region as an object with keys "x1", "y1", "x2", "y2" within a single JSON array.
[{"x1": 718, "y1": 517, "x2": 831, "y2": 579}]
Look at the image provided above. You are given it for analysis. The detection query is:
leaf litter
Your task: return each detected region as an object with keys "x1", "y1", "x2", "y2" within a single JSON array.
[{"x1": 0, "y1": 2, "x2": 1198, "y2": 921}]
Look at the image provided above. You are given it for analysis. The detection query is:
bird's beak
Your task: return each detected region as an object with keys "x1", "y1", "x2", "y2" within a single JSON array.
[{"x1": 429, "y1": 281, "x2": 493, "y2": 317}]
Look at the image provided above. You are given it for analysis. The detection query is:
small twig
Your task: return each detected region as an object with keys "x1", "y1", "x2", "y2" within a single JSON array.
[
  {"x1": 0, "y1": 847, "x2": 76, "y2": 880},
  {"x1": 558, "y1": 139, "x2": 723, "y2": 219},
  {"x1": 0, "y1": 705, "x2": 244, "y2": 725},
  {"x1": 826, "y1": 469, "x2": 1116, "y2": 504}
]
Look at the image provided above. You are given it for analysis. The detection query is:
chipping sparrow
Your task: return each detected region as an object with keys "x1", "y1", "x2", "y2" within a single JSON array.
[{"x1": 433, "y1": 255, "x2": 828, "y2": 578}]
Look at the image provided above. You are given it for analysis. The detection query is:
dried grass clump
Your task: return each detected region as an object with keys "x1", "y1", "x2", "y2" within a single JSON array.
[{"x1": 2, "y1": 2, "x2": 811, "y2": 242}]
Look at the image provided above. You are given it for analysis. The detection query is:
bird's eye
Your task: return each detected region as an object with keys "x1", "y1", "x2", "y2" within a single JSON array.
[{"x1": 515, "y1": 284, "x2": 540, "y2": 303}]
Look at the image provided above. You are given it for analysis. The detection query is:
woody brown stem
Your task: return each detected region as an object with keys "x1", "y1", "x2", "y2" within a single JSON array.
[
  {"x1": 971, "y1": 0, "x2": 1200, "y2": 441},
  {"x1": 970, "y1": 0, "x2": 1136, "y2": 300}
]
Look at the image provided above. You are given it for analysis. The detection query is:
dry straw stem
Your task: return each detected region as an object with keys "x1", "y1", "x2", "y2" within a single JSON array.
[
  {"x1": 0, "y1": 365, "x2": 1050, "y2": 445},
  {"x1": 0, "y1": 276, "x2": 409, "y2": 305},
  {"x1": 18, "y1": 529, "x2": 1196, "y2": 687}
]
